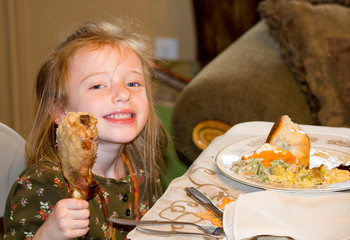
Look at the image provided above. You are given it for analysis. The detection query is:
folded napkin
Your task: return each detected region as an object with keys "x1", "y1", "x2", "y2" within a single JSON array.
[{"x1": 223, "y1": 191, "x2": 350, "y2": 240}]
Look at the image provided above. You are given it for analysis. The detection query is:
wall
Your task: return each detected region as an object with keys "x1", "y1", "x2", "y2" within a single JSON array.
[{"x1": 0, "y1": 0, "x2": 196, "y2": 137}]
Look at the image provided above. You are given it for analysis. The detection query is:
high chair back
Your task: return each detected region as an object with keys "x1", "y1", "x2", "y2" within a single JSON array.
[{"x1": 0, "y1": 122, "x2": 26, "y2": 219}]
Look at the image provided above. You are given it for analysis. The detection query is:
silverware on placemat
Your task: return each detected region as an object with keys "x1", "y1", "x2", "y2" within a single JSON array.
[
  {"x1": 185, "y1": 187, "x2": 224, "y2": 220},
  {"x1": 110, "y1": 188, "x2": 227, "y2": 238},
  {"x1": 136, "y1": 226, "x2": 225, "y2": 239},
  {"x1": 109, "y1": 217, "x2": 225, "y2": 239}
]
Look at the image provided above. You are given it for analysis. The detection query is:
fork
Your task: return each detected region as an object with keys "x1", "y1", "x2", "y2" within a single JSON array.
[
  {"x1": 109, "y1": 217, "x2": 225, "y2": 236},
  {"x1": 136, "y1": 226, "x2": 225, "y2": 239}
]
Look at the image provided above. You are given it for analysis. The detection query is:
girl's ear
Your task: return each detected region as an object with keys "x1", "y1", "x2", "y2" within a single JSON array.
[
  {"x1": 54, "y1": 112, "x2": 66, "y2": 125},
  {"x1": 52, "y1": 106, "x2": 67, "y2": 125}
]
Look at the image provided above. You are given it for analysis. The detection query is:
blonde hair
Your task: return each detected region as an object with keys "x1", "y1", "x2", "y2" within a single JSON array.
[{"x1": 26, "y1": 19, "x2": 168, "y2": 202}]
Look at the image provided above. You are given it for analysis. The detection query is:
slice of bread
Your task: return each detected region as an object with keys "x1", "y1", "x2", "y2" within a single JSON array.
[{"x1": 266, "y1": 115, "x2": 310, "y2": 168}]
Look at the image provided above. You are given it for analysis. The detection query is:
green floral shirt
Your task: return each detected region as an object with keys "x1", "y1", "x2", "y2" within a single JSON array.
[{"x1": 3, "y1": 162, "x2": 160, "y2": 240}]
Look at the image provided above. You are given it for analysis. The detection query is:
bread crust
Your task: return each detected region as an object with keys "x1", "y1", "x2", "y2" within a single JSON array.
[{"x1": 266, "y1": 115, "x2": 310, "y2": 168}]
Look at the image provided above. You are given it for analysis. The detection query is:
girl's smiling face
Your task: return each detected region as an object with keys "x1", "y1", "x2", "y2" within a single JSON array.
[{"x1": 66, "y1": 45, "x2": 149, "y2": 144}]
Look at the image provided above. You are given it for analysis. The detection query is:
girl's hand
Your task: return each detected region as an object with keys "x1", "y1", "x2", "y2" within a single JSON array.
[{"x1": 33, "y1": 198, "x2": 90, "y2": 240}]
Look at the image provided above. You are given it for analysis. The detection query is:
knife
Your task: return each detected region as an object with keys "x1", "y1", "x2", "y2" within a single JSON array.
[{"x1": 185, "y1": 187, "x2": 224, "y2": 220}]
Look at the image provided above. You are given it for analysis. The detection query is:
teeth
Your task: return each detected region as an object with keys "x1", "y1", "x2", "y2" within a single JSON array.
[{"x1": 105, "y1": 113, "x2": 133, "y2": 119}]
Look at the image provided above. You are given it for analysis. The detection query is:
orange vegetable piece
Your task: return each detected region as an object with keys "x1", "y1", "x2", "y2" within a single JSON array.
[
  {"x1": 243, "y1": 148, "x2": 296, "y2": 168},
  {"x1": 192, "y1": 196, "x2": 235, "y2": 227}
]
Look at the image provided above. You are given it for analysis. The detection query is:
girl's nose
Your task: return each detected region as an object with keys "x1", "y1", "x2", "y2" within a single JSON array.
[{"x1": 112, "y1": 84, "x2": 130, "y2": 103}]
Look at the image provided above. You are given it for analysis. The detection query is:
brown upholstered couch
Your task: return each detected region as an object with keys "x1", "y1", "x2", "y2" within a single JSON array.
[{"x1": 171, "y1": 0, "x2": 350, "y2": 164}]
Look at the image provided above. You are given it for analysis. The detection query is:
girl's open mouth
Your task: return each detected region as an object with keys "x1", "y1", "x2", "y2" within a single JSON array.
[
  {"x1": 104, "y1": 113, "x2": 135, "y2": 120},
  {"x1": 103, "y1": 112, "x2": 136, "y2": 124}
]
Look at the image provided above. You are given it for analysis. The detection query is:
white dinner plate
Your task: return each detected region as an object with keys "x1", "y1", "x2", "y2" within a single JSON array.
[{"x1": 215, "y1": 133, "x2": 350, "y2": 192}]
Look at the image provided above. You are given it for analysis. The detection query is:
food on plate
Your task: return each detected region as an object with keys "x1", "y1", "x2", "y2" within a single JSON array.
[
  {"x1": 266, "y1": 115, "x2": 310, "y2": 167},
  {"x1": 242, "y1": 143, "x2": 296, "y2": 168},
  {"x1": 311, "y1": 148, "x2": 350, "y2": 170},
  {"x1": 338, "y1": 164, "x2": 350, "y2": 172},
  {"x1": 231, "y1": 115, "x2": 350, "y2": 188},
  {"x1": 232, "y1": 157, "x2": 349, "y2": 187},
  {"x1": 57, "y1": 112, "x2": 100, "y2": 200}
]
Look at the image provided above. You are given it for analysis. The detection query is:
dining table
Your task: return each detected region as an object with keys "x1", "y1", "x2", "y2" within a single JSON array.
[{"x1": 127, "y1": 121, "x2": 350, "y2": 240}]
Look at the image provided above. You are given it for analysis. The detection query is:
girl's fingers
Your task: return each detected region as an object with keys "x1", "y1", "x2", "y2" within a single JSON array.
[
  {"x1": 70, "y1": 208, "x2": 90, "y2": 220},
  {"x1": 61, "y1": 227, "x2": 90, "y2": 239},
  {"x1": 69, "y1": 228, "x2": 90, "y2": 238},
  {"x1": 54, "y1": 199, "x2": 90, "y2": 220},
  {"x1": 67, "y1": 219, "x2": 90, "y2": 230},
  {"x1": 58, "y1": 218, "x2": 89, "y2": 231},
  {"x1": 33, "y1": 198, "x2": 91, "y2": 240},
  {"x1": 60, "y1": 198, "x2": 89, "y2": 209}
]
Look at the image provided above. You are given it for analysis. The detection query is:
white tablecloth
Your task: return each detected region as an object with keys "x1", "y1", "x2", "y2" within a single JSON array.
[{"x1": 128, "y1": 121, "x2": 350, "y2": 240}]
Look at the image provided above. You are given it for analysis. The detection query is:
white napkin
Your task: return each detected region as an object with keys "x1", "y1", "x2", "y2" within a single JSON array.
[{"x1": 223, "y1": 191, "x2": 350, "y2": 240}]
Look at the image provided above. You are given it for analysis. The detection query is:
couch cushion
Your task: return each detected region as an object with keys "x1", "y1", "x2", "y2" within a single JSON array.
[
  {"x1": 259, "y1": 0, "x2": 350, "y2": 126},
  {"x1": 172, "y1": 21, "x2": 313, "y2": 162}
]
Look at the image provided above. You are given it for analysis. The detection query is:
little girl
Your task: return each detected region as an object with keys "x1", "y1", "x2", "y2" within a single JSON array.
[{"x1": 4, "y1": 19, "x2": 168, "y2": 240}]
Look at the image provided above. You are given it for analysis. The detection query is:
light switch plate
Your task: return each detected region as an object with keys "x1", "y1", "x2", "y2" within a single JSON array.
[{"x1": 155, "y1": 37, "x2": 179, "y2": 60}]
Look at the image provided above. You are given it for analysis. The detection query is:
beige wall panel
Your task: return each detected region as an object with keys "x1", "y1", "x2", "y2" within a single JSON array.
[
  {"x1": 0, "y1": 2, "x2": 11, "y2": 126},
  {"x1": 1, "y1": 1, "x2": 33, "y2": 135},
  {"x1": 0, "y1": 0, "x2": 195, "y2": 137}
]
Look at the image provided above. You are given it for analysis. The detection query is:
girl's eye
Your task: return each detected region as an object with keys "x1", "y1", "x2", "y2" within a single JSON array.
[
  {"x1": 90, "y1": 84, "x2": 104, "y2": 90},
  {"x1": 127, "y1": 82, "x2": 140, "y2": 87}
]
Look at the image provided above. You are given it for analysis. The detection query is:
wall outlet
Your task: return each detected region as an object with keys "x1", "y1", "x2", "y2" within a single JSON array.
[{"x1": 155, "y1": 37, "x2": 179, "y2": 61}]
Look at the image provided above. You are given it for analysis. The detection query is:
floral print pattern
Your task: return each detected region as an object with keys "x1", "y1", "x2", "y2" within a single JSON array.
[
  {"x1": 36, "y1": 201, "x2": 54, "y2": 220},
  {"x1": 17, "y1": 176, "x2": 32, "y2": 190},
  {"x1": 4, "y1": 162, "x2": 161, "y2": 239}
]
